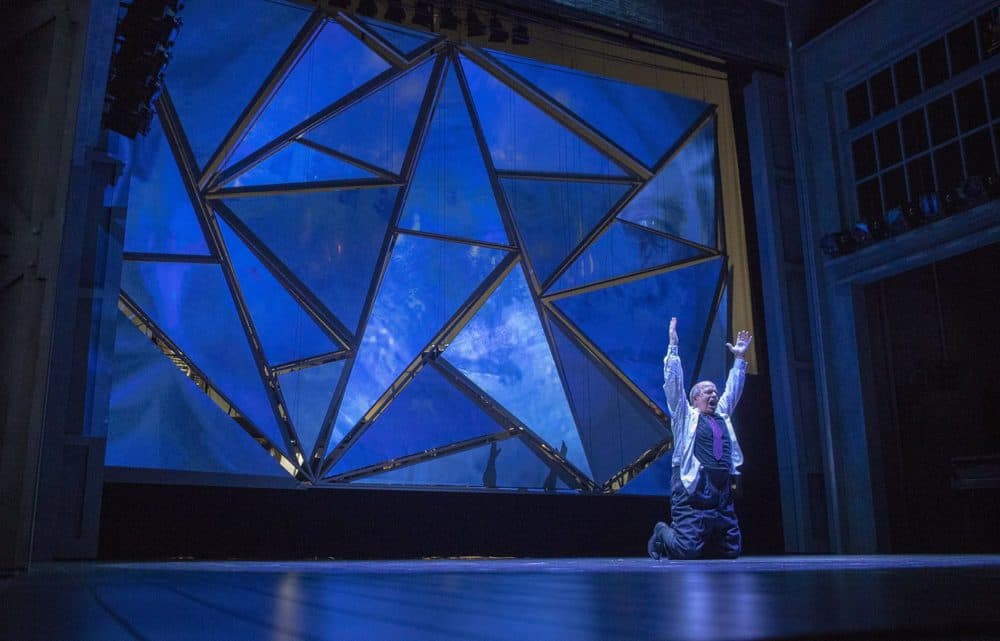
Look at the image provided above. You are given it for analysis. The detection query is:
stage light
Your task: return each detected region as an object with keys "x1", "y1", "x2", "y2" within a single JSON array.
[
  {"x1": 511, "y1": 21, "x2": 528, "y2": 45},
  {"x1": 412, "y1": 2, "x2": 433, "y2": 28},
  {"x1": 488, "y1": 14, "x2": 508, "y2": 43},
  {"x1": 465, "y1": 8, "x2": 485, "y2": 36},
  {"x1": 439, "y1": 5, "x2": 459, "y2": 30},
  {"x1": 357, "y1": 0, "x2": 377, "y2": 17},
  {"x1": 383, "y1": 0, "x2": 405, "y2": 22},
  {"x1": 103, "y1": 0, "x2": 182, "y2": 138}
]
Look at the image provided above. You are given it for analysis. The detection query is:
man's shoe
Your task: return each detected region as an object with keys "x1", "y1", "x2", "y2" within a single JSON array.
[{"x1": 647, "y1": 522, "x2": 668, "y2": 560}]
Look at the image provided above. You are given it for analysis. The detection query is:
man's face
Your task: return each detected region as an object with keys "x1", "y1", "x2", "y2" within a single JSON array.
[{"x1": 693, "y1": 382, "x2": 718, "y2": 414}]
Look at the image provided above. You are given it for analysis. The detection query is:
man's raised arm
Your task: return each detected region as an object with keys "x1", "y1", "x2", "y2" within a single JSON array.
[
  {"x1": 717, "y1": 329, "x2": 752, "y2": 416},
  {"x1": 662, "y1": 317, "x2": 687, "y2": 419}
]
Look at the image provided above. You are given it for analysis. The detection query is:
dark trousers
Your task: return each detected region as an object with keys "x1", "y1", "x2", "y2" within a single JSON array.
[{"x1": 659, "y1": 466, "x2": 741, "y2": 559}]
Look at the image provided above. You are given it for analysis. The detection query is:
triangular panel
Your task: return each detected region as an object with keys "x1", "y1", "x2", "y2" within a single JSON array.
[
  {"x1": 165, "y1": 0, "x2": 310, "y2": 169},
  {"x1": 327, "y1": 235, "x2": 507, "y2": 453},
  {"x1": 696, "y1": 285, "x2": 729, "y2": 387},
  {"x1": 217, "y1": 217, "x2": 340, "y2": 365},
  {"x1": 550, "y1": 221, "x2": 711, "y2": 294},
  {"x1": 228, "y1": 142, "x2": 374, "y2": 187},
  {"x1": 303, "y1": 58, "x2": 434, "y2": 174},
  {"x1": 443, "y1": 264, "x2": 592, "y2": 477},
  {"x1": 617, "y1": 119, "x2": 719, "y2": 249},
  {"x1": 398, "y1": 62, "x2": 508, "y2": 245},
  {"x1": 124, "y1": 117, "x2": 210, "y2": 255},
  {"x1": 223, "y1": 186, "x2": 399, "y2": 335},
  {"x1": 356, "y1": 16, "x2": 439, "y2": 57},
  {"x1": 459, "y1": 54, "x2": 626, "y2": 176},
  {"x1": 548, "y1": 314, "x2": 668, "y2": 485},
  {"x1": 119, "y1": 260, "x2": 285, "y2": 451},
  {"x1": 354, "y1": 436, "x2": 569, "y2": 490},
  {"x1": 615, "y1": 450, "x2": 673, "y2": 496},
  {"x1": 500, "y1": 178, "x2": 630, "y2": 286},
  {"x1": 331, "y1": 365, "x2": 504, "y2": 475},
  {"x1": 107, "y1": 311, "x2": 287, "y2": 476},
  {"x1": 225, "y1": 21, "x2": 391, "y2": 170},
  {"x1": 490, "y1": 49, "x2": 709, "y2": 168},
  {"x1": 552, "y1": 257, "x2": 724, "y2": 414},
  {"x1": 279, "y1": 359, "x2": 346, "y2": 458}
]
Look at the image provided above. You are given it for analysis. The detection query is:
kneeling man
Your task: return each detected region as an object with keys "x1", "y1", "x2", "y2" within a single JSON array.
[{"x1": 648, "y1": 316, "x2": 752, "y2": 560}]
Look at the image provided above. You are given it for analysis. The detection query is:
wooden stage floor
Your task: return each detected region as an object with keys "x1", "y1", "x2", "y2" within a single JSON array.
[{"x1": 2, "y1": 556, "x2": 999, "y2": 640}]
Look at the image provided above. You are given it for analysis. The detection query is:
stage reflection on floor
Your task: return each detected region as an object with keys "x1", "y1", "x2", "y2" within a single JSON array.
[{"x1": 2, "y1": 556, "x2": 999, "y2": 640}]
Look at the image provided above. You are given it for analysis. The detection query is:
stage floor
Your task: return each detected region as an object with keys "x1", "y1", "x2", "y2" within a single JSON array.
[{"x1": 2, "y1": 556, "x2": 999, "y2": 640}]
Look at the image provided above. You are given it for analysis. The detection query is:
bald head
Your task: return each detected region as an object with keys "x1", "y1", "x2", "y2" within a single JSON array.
[{"x1": 689, "y1": 380, "x2": 719, "y2": 414}]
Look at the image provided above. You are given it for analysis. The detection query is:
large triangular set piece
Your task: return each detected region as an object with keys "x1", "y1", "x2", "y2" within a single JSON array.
[{"x1": 111, "y1": 6, "x2": 728, "y2": 494}]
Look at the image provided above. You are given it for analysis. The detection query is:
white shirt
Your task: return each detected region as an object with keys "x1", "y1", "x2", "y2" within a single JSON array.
[{"x1": 662, "y1": 344, "x2": 746, "y2": 493}]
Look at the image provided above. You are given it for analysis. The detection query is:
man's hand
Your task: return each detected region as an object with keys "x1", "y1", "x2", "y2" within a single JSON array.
[
  {"x1": 669, "y1": 317, "x2": 678, "y2": 347},
  {"x1": 725, "y1": 330, "x2": 752, "y2": 360}
]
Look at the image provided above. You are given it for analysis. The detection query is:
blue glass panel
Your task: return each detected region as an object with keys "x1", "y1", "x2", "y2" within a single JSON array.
[
  {"x1": 107, "y1": 312, "x2": 286, "y2": 476},
  {"x1": 223, "y1": 186, "x2": 398, "y2": 334},
  {"x1": 443, "y1": 264, "x2": 592, "y2": 477},
  {"x1": 279, "y1": 359, "x2": 345, "y2": 458},
  {"x1": 500, "y1": 178, "x2": 630, "y2": 286},
  {"x1": 328, "y1": 235, "x2": 507, "y2": 453},
  {"x1": 696, "y1": 286, "x2": 729, "y2": 388},
  {"x1": 217, "y1": 217, "x2": 339, "y2": 365},
  {"x1": 166, "y1": 0, "x2": 310, "y2": 169},
  {"x1": 548, "y1": 315, "x2": 669, "y2": 485},
  {"x1": 356, "y1": 16, "x2": 438, "y2": 57},
  {"x1": 331, "y1": 365, "x2": 503, "y2": 475},
  {"x1": 459, "y1": 55, "x2": 625, "y2": 176},
  {"x1": 228, "y1": 142, "x2": 373, "y2": 187},
  {"x1": 226, "y1": 21, "x2": 391, "y2": 170},
  {"x1": 553, "y1": 257, "x2": 723, "y2": 414},
  {"x1": 551, "y1": 221, "x2": 710, "y2": 294},
  {"x1": 119, "y1": 260, "x2": 285, "y2": 451},
  {"x1": 490, "y1": 50, "x2": 709, "y2": 168},
  {"x1": 356, "y1": 436, "x2": 567, "y2": 490},
  {"x1": 615, "y1": 449, "x2": 673, "y2": 496},
  {"x1": 303, "y1": 58, "x2": 433, "y2": 174},
  {"x1": 397, "y1": 63, "x2": 508, "y2": 245},
  {"x1": 124, "y1": 117, "x2": 210, "y2": 255},
  {"x1": 617, "y1": 119, "x2": 719, "y2": 248}
]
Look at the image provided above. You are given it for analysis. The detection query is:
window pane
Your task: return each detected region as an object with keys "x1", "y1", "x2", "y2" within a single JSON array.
[
  {"x1": 856, "y1": 177, "x2": 882, "y2": 220},
  {"x1": 846, "y1": 81, "x2": 871, "y2": 128},
  {"x1": 927, "y1": 94, "x2": 958, "y2": 145},
  {"x1": 553, "y1": 257, "x2": 723, "y2": 416},
  {"x1": 876, "y1": 121, "x2": 902, "y2": 169},
  {"x1": 948, "y1": 21, "x2": 980, "y2": 76},
  {"x1": 551, "y1": 221, "x2": 709, "y2": 294},
  {"x1": 962, "y1": 128, "x2": 997, "y2": 177},
  {"x1": 445, "y1": 264, "x2": 592, "y2": 477},
  {"x1": 852, "y1": 133, "x2": 877, "y2": 179},
  {"x1": 987, "y1": 69, "x2": 1000, "y2": 119},
  {"x1": 331, "y1": 365, "x2": 505, "y2": 476},
  {"x1": 869, "y1": 68, "x2": 895, "y2": 116},
  {"x1": 548, "y1": 316, "x2": 667, "y2": 485},
  {"x1": 920, "y1": 38, "x2": 950, "y2": 89},
  {"x1": 398, "y1": 62, "x2": 509, "y2": 245},
  {"x1": 934, "y1": 141, "x2": 964, "y2": 190},
  {"x1": 224, "y1": 187, "x2": 400, "y2": 335},
  {"x1": 489, "y1": 49, "x2": 710, "y2": 168},
  {"x1": 107, "y1": 313, "x2": 286, "y2": 476},
  {"x1": 229, "y1": 142, "x2": 374, "y2": 187},
  {"x1": 894, "y1": 54, "x2": 922, "y2": 103},
  {"x1": 901, "y1": 108, "x2": 930, "y2": 157},
  {"x1": 120, "y1": 260, "x2": 285, "y2": 450},
  {"x1": 329, "y1": 235, "x2": 507, "y2": 453},
  {"x1": 956, "y1": 79, "x2": 988, "y2": 132},
  {"x1": 880, "y1": 167, "x2": 907, "y2": 213},
  {"x1": 617, "y1": 119, "x2": 719, "y2": 248},
  {"x1": 303, "y1": 58, "x2": 434, "y2": 174},
  {"x1": 356, "y1": 15, "x2": 439, "y2": 57},
  {"x1": 279, "y1": 360, "x2": 345, "y2": 459},
  {"x1": 501, "y1": 177, "x2": 631, "y2": 286},
  {"x1": 906, "y1": 154, "x2": 936, "y2": 199}
]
